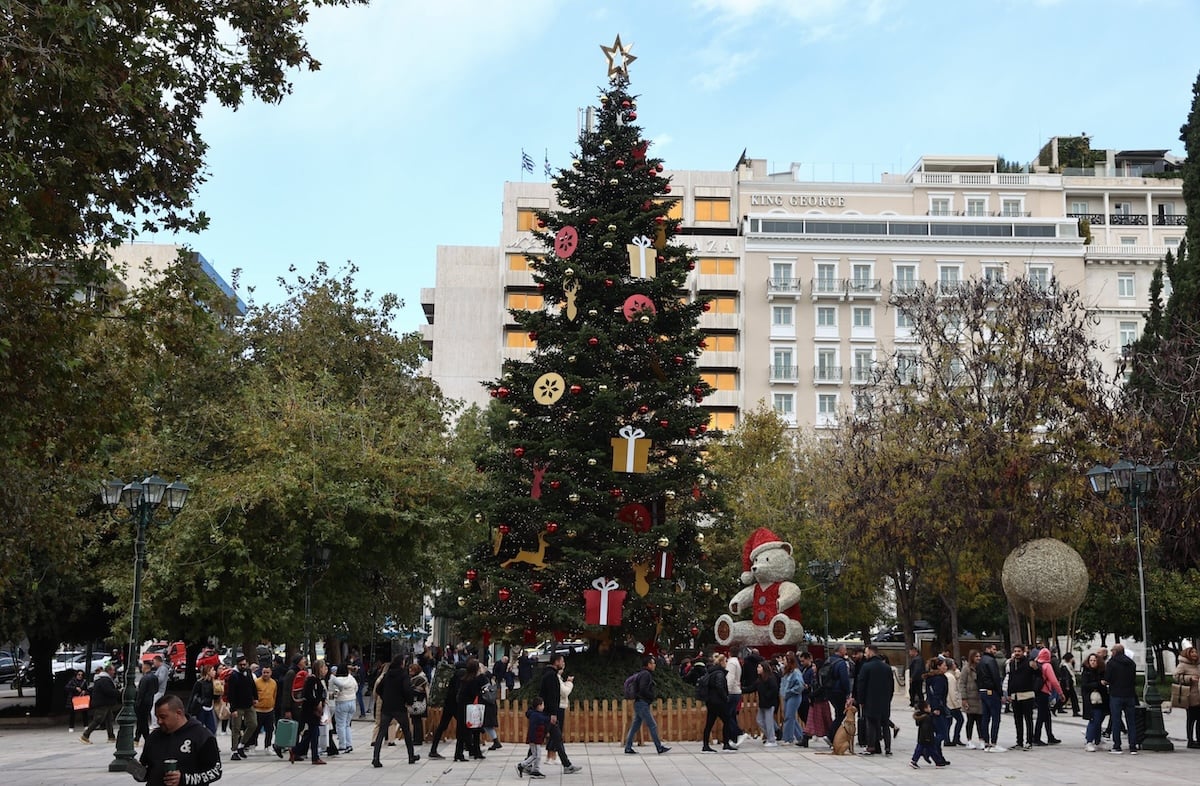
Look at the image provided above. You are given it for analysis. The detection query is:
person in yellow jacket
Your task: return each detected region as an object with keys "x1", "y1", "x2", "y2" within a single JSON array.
[{"x1": 250, "y1": 665, "x2": 278, "y2": 754}]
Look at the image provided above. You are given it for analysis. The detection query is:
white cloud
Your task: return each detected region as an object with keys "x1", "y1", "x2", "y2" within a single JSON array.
[
  {"x1": 693, "y1": 0, "x2": 894, "y2": 30},
  {"x1": 690, "y1": 48, "x2": 759, "y2": 91}
]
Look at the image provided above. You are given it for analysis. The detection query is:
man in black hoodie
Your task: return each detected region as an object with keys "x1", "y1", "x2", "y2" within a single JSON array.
[
  {"x1": 427, "y1": 663, "x2": 463, "y2": 760},
  {"x1": 975, "y1": 643, "x2": 1004, "y2": 751},
  {"x1": 372, "y1": 655, "x2": 419, "y2": 767},
  {"x1": 80, "y1": 665, "x2": 121, "y2": 744},
  {"x1": 1104, "y1": 643, "x2": 1138, "y2": 754},
  {"x1": 1005, "y1": 645, "x2": 1036, "y2": 750}
]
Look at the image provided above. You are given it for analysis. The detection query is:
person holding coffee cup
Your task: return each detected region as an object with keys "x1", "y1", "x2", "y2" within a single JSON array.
[{"x1": 135, "y1": 694, "x2": 223, "y2": 785}]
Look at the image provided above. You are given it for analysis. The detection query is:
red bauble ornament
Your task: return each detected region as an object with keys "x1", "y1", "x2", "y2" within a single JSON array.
[
  {"x1": 499, "y1": 524, "x2": 511, "y2": 534},
  {"x1": 466, "y1": 569, "x2": 478, "y2": 581},
  {"x1": 549, "y1": 480, "x2": 562, "y2": 490},
  {"x1": 659, "y1": 419, "x2": 669, "y2": 428},
  {"x1": 648, "y1": 168, "x2": 657, "y2": 177},
  {"x1": 701, "y1": 302, "x2": 711, "y2": 312},
  {"x1": 621, "y1": 99, "x2": 632, "y2": 109},
  {"x1": 656, "y1": 164, "x2": 664, "y2": 173},
  {"x1": 641, "y1": 200, "x2": 653, "y2": 211},
  {"x1": 609, "y1": 488, "x2": 623, "y2": 498},
  {"x1": 654, "y1": 215, "x2": 665, "y2": 224},
  {"x1": 498, "y1": 588, "x2": 511, "y2": 602},
  {"x1": 497, "y1": 386, "x2": 510, "y2": 397},
  {"x1": 688, "y1": 427, "x2": 697, "y2": 437},
  {"x1": 664, "y1": 184, "x2": 672, "y2": 193},
  {"x1": 589, "y1": 217, "x2": 599, "y2": 225},
  {"x1": 673, "y1": 356, "x2": 683, "y2": 365},
  {"x1": 687, "y1": 262, "x2": 695, "y2": 271},
  {"x1": 489, "y1": 389, "x2": 498, "y2": 398},
  {"x1": 528, "y1": 331, "x2": 538, "y2": 341},
  {"x1": 690, "y1": 626, "x2": 700, "y2": 637},
  {"x1": 699, "y1": 424, "x2": 708, "y2": 433},
  {"x1": 604, "y1": 278, "x2": 614, "y2": 287},
  {"x1": 538, "y1": 282, "x2": 546, "y2": 290},
  {"x1": 647, "y1": 335, "x2": 656, "y2": 344},
  {"x1": 693, "y1": 386, "x2": 704, "y2": 397},
  {"x1": 588, "y1": 337, "x2": 600, "y2": 346},
  {"x1": 615, "y1": 159, "x2": 625, "y2": 168},
  {"x1": 513, "y1": 447, "x2": 525, "y2": 458},
  {"x1": 545, "y1": 521, "x2": 559, "y2": 533},
  {"x1": 627, "y1": 111, "x2": 637, "y2": 121},
  {"x1": 537, "y1": 219, "x2": 546, "y2": 228},
  {"x1": 656, "y1": 255, "x2": 665, "y2": 263},
  {"x1": 698, "y1": 339, "x2": 708, "y2": 349},
  {"x1": 638, "y1": 405, "x2": 649, "y2": 414},
  {"x1": 530, "y1": 582, "x2": 544, "y2": 594}
]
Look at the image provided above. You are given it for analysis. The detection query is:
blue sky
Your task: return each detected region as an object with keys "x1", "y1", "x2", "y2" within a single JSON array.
[{"x1": 167, "y1": 0, "x2": 1199, "y2": 334}]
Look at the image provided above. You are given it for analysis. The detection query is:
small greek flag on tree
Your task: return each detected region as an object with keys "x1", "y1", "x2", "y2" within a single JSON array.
[
  {"x1": 544, "y1": 149, "x2": 552, "y2": 179},
  {"x1": 521, "y1": 149, "x2": 534, "y2": 173}
]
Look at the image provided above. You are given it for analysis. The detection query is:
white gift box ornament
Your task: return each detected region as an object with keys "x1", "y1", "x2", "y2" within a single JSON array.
[
  {"x1": 626, "y1": 235, "x2": 656, "y2": 279},
  {"x1": 611, "y1": 425, "x2": 649, "y2": 473}
]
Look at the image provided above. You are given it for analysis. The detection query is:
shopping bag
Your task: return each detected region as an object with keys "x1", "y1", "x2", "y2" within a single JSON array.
[
  {"x1": 72, "y1": 695, "x2": 91, "y2": 711},
  {"x1": 274, "y1": 718, "x2": 299, "y2": 748},
  {"x1": 465, "y1": 701, "x2": 485, "y2": 729}
]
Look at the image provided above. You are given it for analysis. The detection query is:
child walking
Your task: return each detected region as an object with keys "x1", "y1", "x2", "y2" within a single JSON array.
[
  {"x1": 518, "y1": 697, "x2": 549, "y2": 779},
  {"x1": 910, "y1": 701, "x2": 949, "y2": 769}
]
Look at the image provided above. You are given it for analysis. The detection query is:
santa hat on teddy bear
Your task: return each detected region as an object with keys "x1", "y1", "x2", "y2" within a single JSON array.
[{"x1": 740, "y1": 527, "x2": 792, "y2": 585}]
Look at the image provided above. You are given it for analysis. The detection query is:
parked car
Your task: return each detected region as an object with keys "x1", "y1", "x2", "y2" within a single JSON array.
[
  {"x1": 195, "y1": 648, "x2": 221, "y2": 669},
  {"x1": 0, "y1": 653, "x2": 22, "y2": 684},
  {"x1": 526, "y1": 640, "x2": 589, "y2": 663},
  {"x1": 141, "y1": 641, "x2": 187, "y2": 672},
  {"x1": 52, "y1": 651, "x2": 111, "y2": 675}
]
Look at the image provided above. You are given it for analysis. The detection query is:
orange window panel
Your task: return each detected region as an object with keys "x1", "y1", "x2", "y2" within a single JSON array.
[
  {"x1": 698, "y1": 258, "x2": 737, "y2": 275},
  {"x1": 507, "y1": 254, "x2": 533, "y2": 271},
  {"x1": 506, "y1": 292, "x2": 544, "y2": 310},
  {"x1": 708, "y1": 296, "x2": 737, "y2": 314},
  {"x1": 695, "y1": 198, "x2": 731, "y2": 222},
  {"x1": 505, "y1": 331, "x2": 536, "y2": 349},
  {"x1": 700, "y1": 372, "x2": 737, "y2": 390},
  {"x1": 708, "y1": 410, "x2": 738, "y2": 430},
  {"x1": 517, "y1": 209, "x2": 540, "y2": 231},
  {"x1": 703, "y1": 334, "x2": 737, "y2": 352},
  {"x1": 655, "y1": 199, "x2": 683, "y2": 220}
]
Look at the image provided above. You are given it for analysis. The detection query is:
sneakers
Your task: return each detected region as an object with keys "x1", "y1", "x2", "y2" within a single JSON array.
[
  {"x1": 1110, "y1": 748, "x2": 1124, "y2": 754},
  {"x1": 737, "y1": 733, "x2": 750, "y2": 745},
  {"x1": 564, "y1": 765, "x2": 583, "y2": 774},
  {"x1": 764, "y1": 741, "x2": 778, "y2": 748},
  {"x1": 528, "y1": 771, "x2": 546, "y2": 779},
  {"x1": 1129, "y1": 748, "x2": 1139, "y2": 755},
  {"x1": 1086, "y1": 743, "x2": 1096, "y2": 752},
  {"x1": 68, "y1": 728, "x2": 74, "y2": 733},
  {"x1": 79, "y1": 736, "x2": 92, "y2": 744},
  {"x1": 936, "y1": 761, "x2": 950, "y2": 768},
  {"x1": 909, "y1": 761, "x2": 920, "y2": 769},
  {"x1": 992, "y1": 744, "x2": 1007, "y2": 752},
  {"x1": 517, "y1": 763, "x2": 525, "y2": 778},
  {"x1": 1022, "y1": 743, "x2": 1032, "y2": 751},
  {"x1": 624, "y1": 749, "x2": 638, "y2": 754},
  {"x1": 965, "y1": 741, "x2": 977, "y2": 749},
  {"x1": 657, "y1": 746, "x2": 671, "y2": 754}
]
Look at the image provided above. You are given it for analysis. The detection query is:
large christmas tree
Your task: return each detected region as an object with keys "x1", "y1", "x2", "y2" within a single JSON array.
[{"x1": 461, "y1": 37, "x2": 721, "y2": 653}]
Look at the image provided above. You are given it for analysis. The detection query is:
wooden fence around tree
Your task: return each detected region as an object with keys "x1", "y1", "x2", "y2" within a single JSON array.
[{"x1": 420, "y1": 696, "x2": 767, "y2": 744}]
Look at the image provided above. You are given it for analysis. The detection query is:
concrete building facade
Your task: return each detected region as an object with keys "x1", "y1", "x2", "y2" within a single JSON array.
[{"x1": 421, "y1": 147, "x2": 1185, "y2": 430}]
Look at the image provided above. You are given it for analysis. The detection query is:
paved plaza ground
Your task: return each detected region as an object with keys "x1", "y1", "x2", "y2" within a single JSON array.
[{"x1": 2, "y1": 686, "x2": 1196, "y2": 785}]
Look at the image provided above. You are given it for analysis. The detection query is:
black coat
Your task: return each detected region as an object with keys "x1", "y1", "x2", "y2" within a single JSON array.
[
  {"x1": 225, "y1": 667, "x2": 257, "y2": 710},
  {"x1": 379, "y1": 667, "x2": 415, "y2": 714},
  {"x1": 441, "y1": 667, "x2": 464, "y2": 711},
  {"x1": 755, "y1": 673, "x2": 779, "y2": 709},
  {"x1": 136, "y1": 672, "x2": 160, "y2": 710},
  {"x1": 857, "y1": 655, "x2": 894, "y2": 718},
  {"x1": 90, "y1": 673, "x2": 121, "y2": 708},
  {"x1": 704, "y1": 666, "x2": 729, "y2": 707},
  {"x1": 539, "y1": 666, "x2": 562, "y2": 714},
  {"x1": 976, "y1": 651, "x2": 1002, "y2": 691},
  {"x1": 1105, "y1": 652, "x2": 1137, "y2": 698}
]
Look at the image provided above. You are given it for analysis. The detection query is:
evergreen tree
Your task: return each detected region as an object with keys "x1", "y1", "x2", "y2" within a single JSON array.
[
  {"x1": 1126, "y1": 69, "x2": 1200, "y2": 569},
  {"x1": 461, "y1": 40, "x2": 720, "y2": 652}
]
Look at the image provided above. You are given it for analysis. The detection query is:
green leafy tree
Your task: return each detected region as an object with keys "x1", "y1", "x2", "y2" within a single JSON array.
[{"x1": 461, "y1": 60, "x2": 721, "y2": 652}]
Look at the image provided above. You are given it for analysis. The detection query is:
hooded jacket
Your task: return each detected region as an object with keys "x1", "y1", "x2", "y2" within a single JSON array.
[{"x1": 1035, "y1": 649, "x2": 1063, "y2": 697}]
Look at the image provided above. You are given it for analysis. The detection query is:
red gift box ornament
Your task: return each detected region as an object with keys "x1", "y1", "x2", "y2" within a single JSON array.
[
  {"x1": 583, "y1": 577, "x2": 626, "y2": 626},
  {"x1": 653, "y1": 550, "x2": 675, "y2": 579}
]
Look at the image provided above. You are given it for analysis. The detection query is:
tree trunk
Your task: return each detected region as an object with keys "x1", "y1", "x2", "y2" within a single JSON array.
[{"x1": 29, "y1": 635, "x2": 57, "y2": 716}]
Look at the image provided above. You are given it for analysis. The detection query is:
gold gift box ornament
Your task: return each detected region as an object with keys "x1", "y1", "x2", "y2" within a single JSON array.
[
  {"x1": 611, "y1": 425, "x2": 650, "y2": 473},
  {"x1": 626, "y1": 235, "x2": 656, "y2": 279}
]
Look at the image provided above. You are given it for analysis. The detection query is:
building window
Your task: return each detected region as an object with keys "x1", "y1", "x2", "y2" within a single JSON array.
[
  {"x1": 517, "y1": 208, "x2": 540, "y2": 231},
  {"x1": 703, "y1": 333, "x2": 737, "y2": 352},
  {"x1": 1070, "y1": 200, "x2": 1089, "y2": 214},
  {"x1": 815, "y1": 262, "x2": 839, "y2": 294},
  {"x1": 772, "y1": 305, "x2": 794, "y2": 326},
  {"x1": 983, "y1": 265, "x2": 1005, "y2": 285},
  {"x1": 773, "y1": 393, "x2": 795, "y2": 418},
  {"x1": 1001, "y1": 198, "x2": 1023, "y2": 217},
  {"x1": 851, "y1": 263, "x2": 873, "y2": 285},
  {"x1": 1120, "y1": 236, "x2": 1137, "y2": 245},
  {"x1": 698, "y1": 257, "x2": 737, "y2": 275},
  {"x1": 701, "y1": 371, "x2": 738, "y2": 390},
  {"x1": 655, "y1": 199, "x2": 684, "y2": 220},
  {"x1": 817, "y1": 393, "x2": 838, "y2": 425},
  {"x1": 817, "y1": 306, "x2": 837, "y2": 328},
  {"x1": 1113, "y1": 202, "x2": 1132, "y2": 216},
  {"x1": 816, "y1": 348, "x2": 839, "y2": 382},
  {"x1": 1117, "y1": 272, "x2": 1135, "y2": 299},
  {"x1": 1027, "y1": 265, "x2": 1051, "y2": 291},
  {"x1": 853, "y1": 349, "x2": 874, "y2": 383},
  {"x1": 708, "y1": 296, "x2": 737, "y2": 314},
  {"x1": 896, "y1": 308, "x2": 914, "y2": 329},
  {"x1": 852, "y1": 307, "x2": 872, "y2": 328},
  {"x1": 695, "y1": 197, "x2": 731, "y2": 221},
  {"x1": 772, "y1": 348, "x2": 795, "y2": 379},
  {"x1": 930, "y1": 197, "x2": 951, "y2": 216},
  {"x1": 506, "y1": 292, "x2": 544, "y2": 310},
  {"x1": 707, "y1": 410, "x2": 738, "y2": 430},
  {"x1": 1165, "y1": 236, "x2": 1182, "y2": 247},
  {"x1": 894, "y1": 264, "x2": 917, "y2": 294},
  {"x1": 938, "y1": 265, "x2": 961, "y2": 295},
  {"x1": 966, "y1": 198, "x2": 987, "y2": 217},
  {"x1": 771, "y1": 261, "x2": 793, "y2": 280},
  {"x1": 1119, "y1": 321, "x2": 1138, "y2": 348},
  {"x1": 505, "y1": 330, "x2": 536, "y2": 349},
  {"x1": 507, "y1": 254, "x2": 533, "y2": 271}
]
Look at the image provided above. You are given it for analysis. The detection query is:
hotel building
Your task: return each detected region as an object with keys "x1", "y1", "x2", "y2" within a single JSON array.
[{"x1": 420, "y1": 144, "x2": 1184, "y2": 431}]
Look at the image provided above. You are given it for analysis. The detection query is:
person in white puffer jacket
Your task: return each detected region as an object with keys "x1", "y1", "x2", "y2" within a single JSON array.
[{"x1": 327, "y1": 665, "x2": 359, "y2": 754}]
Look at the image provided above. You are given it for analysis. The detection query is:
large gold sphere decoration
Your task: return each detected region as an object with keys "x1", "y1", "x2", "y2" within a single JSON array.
[{"x1": 1001, "y1": 538, "x2": 1089, "y2": 620}]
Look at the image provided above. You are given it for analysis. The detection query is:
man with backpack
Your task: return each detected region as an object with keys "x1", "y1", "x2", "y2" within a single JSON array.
[
  {"x1": 697, "y1": 655, "x2": 736, "y2": 752},
  {"x1": 622, "y1": 656, "x2": 670, "y2": 755}
]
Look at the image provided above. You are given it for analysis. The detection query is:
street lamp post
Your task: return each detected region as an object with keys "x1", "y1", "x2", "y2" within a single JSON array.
[
  {"x1": 807, "y1": 559, "x2": 844, "y2": 643},
  {"x1": 304, "y1": 545, "x2": 331, "y2": 665},
  {"x1": 1086, "y1": 458, "x2": 1175, "y2": 753},
  {"x1": 99, "y1": 473, "x2": 189, "y2": 773}
]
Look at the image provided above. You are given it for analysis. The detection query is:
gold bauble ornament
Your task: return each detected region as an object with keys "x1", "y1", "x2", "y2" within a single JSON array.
[
  {"x1": 640, "y1": 315, "x2": 650, "y2": 324},
  {"x1": 709, "y1": 480, "x2": 718, "y2": 490},
  {"x1": 463, "y1": 579, "x2": 473, "y2": 588},
  {"x1": 657, "y1": 536, "x2": 670, "y2": 548},
  {"x1": 587, "y1": 458, "x2": 597, "y2": 466},
  {"x1": 603, "y1": 139, "x2": 613, "y2": 147},
  {"x1": 548, "y1": 449, "x2": 559, "y2": 456},
  {"x1": 607, "y1": 224, "x2": 617, "y2": 232},
  {"x1": 598, "y1": 384, "x2": 608, "y2": 391},
  {"x1": 508, "y1": 420, "x2": 519, "y2": 429},
  {"x1": 474, "y1": 512, "x2": 483, "y2": 523},
  {"x1": 702, "y1": 582, "x2": 711, "y2": 592},
  {"x1": 564, "y1": 268, "x2": 575, "y2": 277},
  {"x1": 603, "y1": 241, "x2": 613, "y2": 249},
  {"x1": 695, "y1": 533, "x2": 705, "y2": 544},
  {"x1": 568, "y1": 355, "x2": 577, "y2": 363},
  {"x1": 609, "y1": 179, "x2": 619, "y2": 186},
  {"x1": 566, "y1": 529, "x2": 578, "y2": 538},
  {"x1": 457, "y1": 596, "x2": 467, "y2": 607},
  {"x1": 572, "y1": 159, "x2": 581, "y2": 168},
  {"x1": 588, "y1": 309, "x2": 598, "y2": 317},
  {"x1": 665, "y1": 490, "x2": 676, "y2": 500},
  {"x1": 568, "y1": 493, "x2": 580, "y2": 503},
  {"x1": 663, "y1": 604, "x2": 673, "y2": 611}
]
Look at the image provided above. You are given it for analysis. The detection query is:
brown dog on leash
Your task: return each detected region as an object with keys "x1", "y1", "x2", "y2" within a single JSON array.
[{"x1": 829, "y1": 703, "x2": 857, "y2": 755}]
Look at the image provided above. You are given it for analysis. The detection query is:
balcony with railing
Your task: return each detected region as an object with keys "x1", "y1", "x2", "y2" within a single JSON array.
[
  {"x1": 1155, "y1": 214, "x2": 1187, "y2": 226},
  {"x1": 813, "y1": 365, "x2": 843, "y2": 384},
  {"x1": 1067, "y1": 212, "x2": 1106, "y2": 225},
  {"x1": 767, "y1": 277, "x2": 802, "y2": 299},
  {"x1": 810, "y1": 277, "x2": 844, "y2": 299},
  {"x1": 769, "y1": 365, "x2": 799, "y2": 382},
  {"x1": 892, "y1": 279, "x2": 918, "y2": 295},
  {"x1": 846, "y1": 278, "x2": 882, "y2": 298},
  {"x1": 851, "y1": 365, "x2": 874, "y2": 384},
  {"x1": 1110, "y1": 213, "x2": 1148, "y2": 226}
]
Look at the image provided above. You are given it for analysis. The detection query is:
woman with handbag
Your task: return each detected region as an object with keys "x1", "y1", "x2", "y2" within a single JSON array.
[
  {"x1": 456, "y1": 658, "x2": 488, "y2": 761},
  {"x1": 65, "y1": 670, "x2": 89, "y2": 733},
  {"x1": 408, "y1": 662, "x2": 429, "y2": 748},
  {"x1": 1080, "y1": 652, "x2": 1108, "y2": 752},
  {"x1": 1172, "y1": 645, "x2": 1200, "y2": 748}
]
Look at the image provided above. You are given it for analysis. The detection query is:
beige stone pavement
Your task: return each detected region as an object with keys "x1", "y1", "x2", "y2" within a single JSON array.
[{"x1": 1, "y1": 686, "x2": 1196, "y2": 785}]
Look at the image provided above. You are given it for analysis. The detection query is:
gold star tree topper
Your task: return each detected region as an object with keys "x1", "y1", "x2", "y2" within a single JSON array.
[{"x1": 600, "y1": 34, "x2": 636, "y2": 78}]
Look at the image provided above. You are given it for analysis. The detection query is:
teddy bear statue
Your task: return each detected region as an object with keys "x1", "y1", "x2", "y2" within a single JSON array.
[{"x1": 714, "y1": 527, "x2": 805, "y2": 647}]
